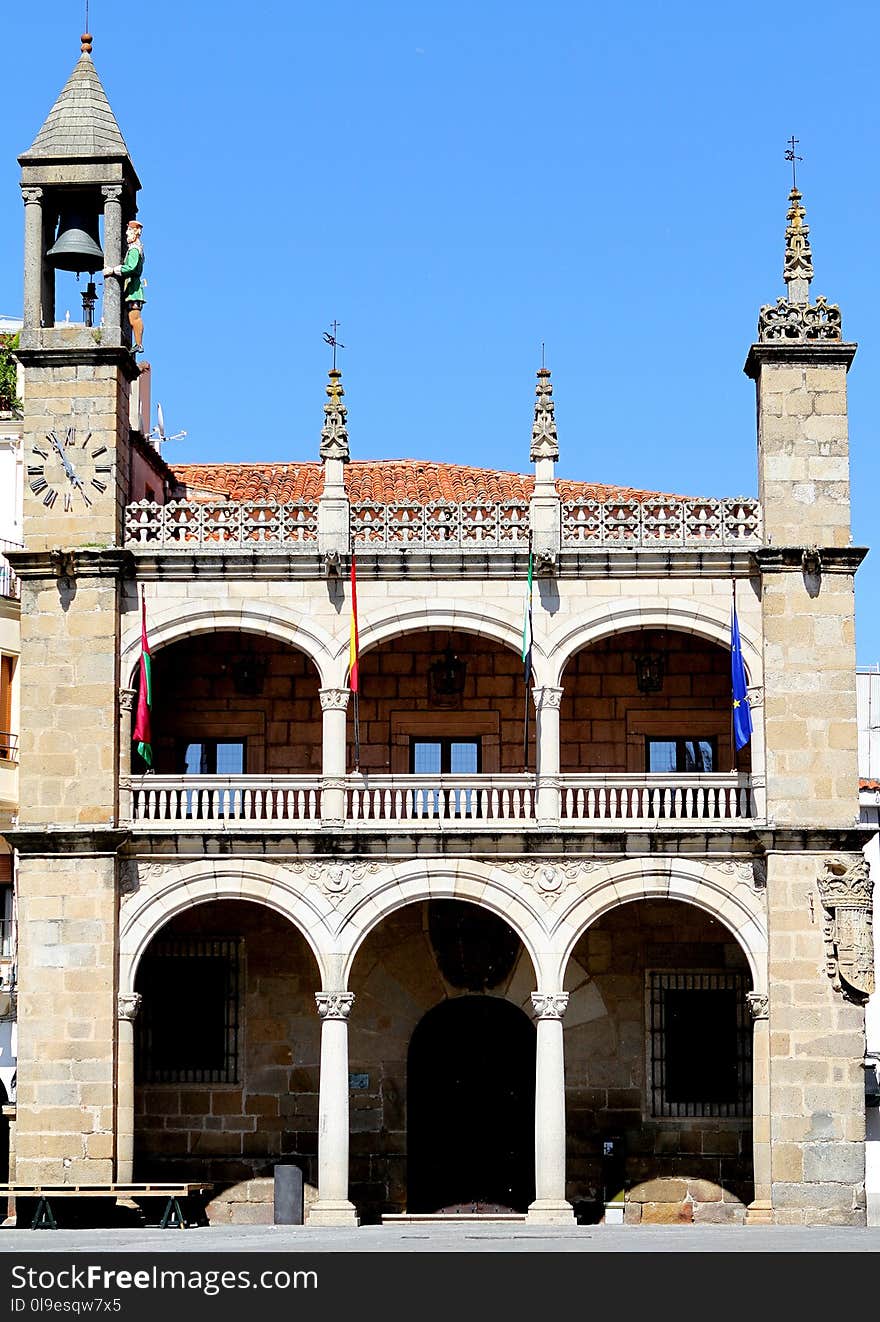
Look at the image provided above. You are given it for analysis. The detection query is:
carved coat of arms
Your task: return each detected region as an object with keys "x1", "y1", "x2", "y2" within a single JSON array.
[{"x1": 816, "y1": 858, "x2": 874, "y2": 1003}]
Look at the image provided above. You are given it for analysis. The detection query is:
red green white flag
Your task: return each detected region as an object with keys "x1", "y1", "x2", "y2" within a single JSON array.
[{"x1": 133, "y1": 590, "x2": 153, "y2": 767}]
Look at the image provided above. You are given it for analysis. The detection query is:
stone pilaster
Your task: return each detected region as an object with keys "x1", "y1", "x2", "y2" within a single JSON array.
[
  {"x1": 528, "y1": 367, "x2": 560, "y2": 567},
  {"x1": 101, "y1": 185, "x2": 124, "y2": 344},
  {"x1": 309, "y1": 991, "x2": 359, "y2": 1226},
  {"x1": 745, "y1": 991, "x2": 772, "y2": 1224},
  {"x1": 527, "y1": 992, "x2": 575, "y2": 1224},
  {"x1": 317, "y1": 369, "x2": 350, "y2": 562}
]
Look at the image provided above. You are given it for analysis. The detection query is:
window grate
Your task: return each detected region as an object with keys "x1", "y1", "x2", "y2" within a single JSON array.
[
  {"x1": 648, "y1": 970, "x2": 751, "y2": 1118},
  {"x1": 136, "y1": 938, "x2": 241, "y2": 1085}
]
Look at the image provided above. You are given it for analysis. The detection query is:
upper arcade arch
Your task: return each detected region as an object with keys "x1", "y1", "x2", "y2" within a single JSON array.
[
  {"x1": 324, "y1": 599, "x2": 550, "y2": 689},
  {"x1": 544, "y1": 596, "x2": 762, "y2": 690},
  {"x1": 120, "y1": 599, "x2": 338, "y2": 689}
]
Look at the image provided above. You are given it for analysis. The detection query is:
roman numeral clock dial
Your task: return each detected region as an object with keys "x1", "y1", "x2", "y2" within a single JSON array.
[{"x1": 29, "y1": 428, "x2": 113, "y2": 512}]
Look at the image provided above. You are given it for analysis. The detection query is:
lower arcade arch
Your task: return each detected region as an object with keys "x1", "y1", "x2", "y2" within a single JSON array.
[
  {"x1": 132, "y1": 898, "x2": 323, "y2": 1217},
  {"x1": 347, "y1": 897, "x2": 538, "y2": 1221},
  {"x1": 560, "y1": 898, "x2": 756, "y2": 1223}
]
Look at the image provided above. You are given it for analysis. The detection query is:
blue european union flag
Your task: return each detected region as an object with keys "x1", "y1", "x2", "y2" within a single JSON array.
[{"x1": 731, "y1": 602, "x2": 752, "y2": 750}]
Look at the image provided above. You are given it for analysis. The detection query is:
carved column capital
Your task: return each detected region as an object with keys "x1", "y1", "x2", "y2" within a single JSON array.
[
  {"x1": 119, "y1": 687, "x2": 137, "y2": 714},
  {"x1": 532, "y1": 686, "x2": 563, "y2": 712},
  {"x1": 101, "y1": 184, "x2": 124, "y2": 204},
  {"x1": 315, "y1": 991, "x2": 355, "y2": 1021},
  {"x1": 531, "y1": 992, "x2": 569, "y2": 1021},
  {"x1": 746, "y1": 992, "x2": 769, "y2": 1021},
  {"x1": 118, "y1": 993, "x2": 142, "y2": 1023},
  {"x1": 20, "y1": 186, "x2": 43, "y2": 206},
  {"x1": 319, "y1": 687, "x2": 351, "y2": 713}
]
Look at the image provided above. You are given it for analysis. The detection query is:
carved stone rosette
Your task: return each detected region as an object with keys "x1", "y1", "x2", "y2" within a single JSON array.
[
  {"x1": 315, "y1": 991, "x2": 355, "y2": 1021},
  {"x1": 746, "y1": 992, "x2": 769, "y2": 1021},
  {"x1": 816, "y1": 858, "x2": 874, "y2": 1003},
  {"x1": 118, "y1": 993, "x2": 143, "y2": 1023},
  {"x1": 531, "y1": 992, "x2": 569, "y2": 1021}
]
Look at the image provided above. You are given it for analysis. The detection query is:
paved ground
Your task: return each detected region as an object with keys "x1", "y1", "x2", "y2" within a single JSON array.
[{"x1": 0, "y1": 1224, "x2": 878, "y2": 1252}]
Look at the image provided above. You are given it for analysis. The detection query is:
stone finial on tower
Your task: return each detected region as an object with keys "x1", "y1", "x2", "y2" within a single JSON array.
[
  {"x1": 756, "y1": 187, "x2": 841, "y2": 344},
  {"x1": 783, "y1": 187, "x2": 814, "y2": 304},
  {"x1": 320, "y1": 369, "x2": 350, "y2": 463},
  {"x1": 530, "y1": 367, "x2": 559, "y2": 463}
]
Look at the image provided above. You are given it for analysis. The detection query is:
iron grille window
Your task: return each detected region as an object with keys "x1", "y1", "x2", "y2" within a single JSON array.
[
  {"x1": 136, "y1": 938, "x2": 241, "y2": 1085},
  {"x1": 648, "y1": 971, "x2": 751, "y2": 1118}
]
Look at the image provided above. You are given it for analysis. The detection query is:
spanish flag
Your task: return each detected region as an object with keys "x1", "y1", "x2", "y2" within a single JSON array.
[{"x1": 349, "y1": 554, "x2": 360, "y2": 693}]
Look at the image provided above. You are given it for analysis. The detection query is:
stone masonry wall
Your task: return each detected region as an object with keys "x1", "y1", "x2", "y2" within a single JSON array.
[
  {"x1": 14, "y1": 854, "x2": 117, "y2": 1183},
  {"x1": 766, "y1": 852, "x2": 867, "y2": 1226},
  {"x1": 757, "y1": 361, "x2": 852, "y2": 548},
  {"x1": 147, "y1": 628, "x2": 739, "y2": 778}
]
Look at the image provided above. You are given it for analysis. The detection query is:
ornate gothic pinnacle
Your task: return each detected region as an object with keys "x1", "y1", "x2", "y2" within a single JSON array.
[
  {"x1": 320, "y1": 368, "x2": 350, "y2": 463},
  {"x1": 783, "y1": 186, "x2": 813, "y2": 302},
  {"x1": 530, "y1": 367, "x2": 558, "y2": 463}
]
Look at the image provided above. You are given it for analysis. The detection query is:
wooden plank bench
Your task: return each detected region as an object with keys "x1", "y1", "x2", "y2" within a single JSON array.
[{"x1": 0, "y1": 1183, "x2": 213, "y2": 1230}]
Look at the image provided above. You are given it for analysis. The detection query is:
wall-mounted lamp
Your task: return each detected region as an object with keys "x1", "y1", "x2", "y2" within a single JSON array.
[
  {"x1": 429, "y1": 645, "x2": 467, "y2": 706},
  {"x1": 634, "y1": 648, "x2": 665, "y2": 695}
]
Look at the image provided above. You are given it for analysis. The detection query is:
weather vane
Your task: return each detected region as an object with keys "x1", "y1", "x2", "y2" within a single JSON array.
[
  {"x1": 785, "y1": 135, "x2": 803, "y2": 191},
  {"x1": 322, "y1": 321, "x2": 345, "y2": 372}
]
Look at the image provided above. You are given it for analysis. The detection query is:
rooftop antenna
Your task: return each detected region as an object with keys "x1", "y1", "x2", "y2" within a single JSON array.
[
  {"x1": 148, "y1": 402, "x2": 187, "y2": 451},
  {"x1": 323, "y1": 321, "x2": 345, "y2": 371},
  {"x1": 785, "y1": 135, "x2": 803, "y2": 190}
]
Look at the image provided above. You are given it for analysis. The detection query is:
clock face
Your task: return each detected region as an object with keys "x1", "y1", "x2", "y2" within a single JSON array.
[{"x1": 28, "y1": 427, "x2": 113, "y2": 512}]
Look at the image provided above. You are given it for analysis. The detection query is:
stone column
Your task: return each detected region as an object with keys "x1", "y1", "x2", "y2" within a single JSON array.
[
  {"x1": 309, "y1": 992, "x2": 359, "y2": 1226},
  {"x1": 527, "y1": 992, "x2": 575, "y2": 1224},
  {"x1": 101, "y1": 186, "x2": 124, "y2": 343},
  {"x1": 116, "y1": 993, "x2": 142, "y2": 1182},
  {"x1": 21, "y1": 187, "x2": 44, "y2": 332},
  {"x1": 745, "y1": 991, "x2": 772, "y2": 1224},
  {"x1": 533, "y1": 686, "x2": 563, "y2": 824},
  {"x1": 320, "y1": 688, "x2": 350, "y2": 826}
]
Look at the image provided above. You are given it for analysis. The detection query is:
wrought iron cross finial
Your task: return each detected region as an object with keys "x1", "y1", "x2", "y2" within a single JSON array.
[
  {"x1": 323, "y1": 321, "x2": 345, "y2": 372},
  {"x1": 785, "y1": 136, "x2": 803, "y2": 190}
]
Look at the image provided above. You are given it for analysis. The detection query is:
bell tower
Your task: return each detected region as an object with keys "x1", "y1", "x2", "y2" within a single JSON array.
[{"x1": 9, "y1": 35, "x2": 142, "y2": 1184}]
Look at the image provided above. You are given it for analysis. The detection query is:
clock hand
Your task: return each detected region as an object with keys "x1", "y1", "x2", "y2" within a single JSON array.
[{"x1": 49, "y1": 432, "x2": 78, "y2": 483}]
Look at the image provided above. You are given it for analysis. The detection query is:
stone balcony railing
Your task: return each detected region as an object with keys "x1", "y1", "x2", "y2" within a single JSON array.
[
  {"x1": 121, "y1": 772, "x2": 760, "y2": 829},
  {"x1": 123, "y1": 497, "x2": 762, "y2": 551}
]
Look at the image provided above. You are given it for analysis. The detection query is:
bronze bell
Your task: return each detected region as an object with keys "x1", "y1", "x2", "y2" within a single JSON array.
[{"x1": 46, "y1": 195, "x2": 104, "y2": 274}]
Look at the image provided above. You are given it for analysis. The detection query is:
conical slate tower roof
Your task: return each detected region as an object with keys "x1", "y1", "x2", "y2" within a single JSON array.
[{"x1": 19, "y1": 36, "x2": 131, "y2": 162}]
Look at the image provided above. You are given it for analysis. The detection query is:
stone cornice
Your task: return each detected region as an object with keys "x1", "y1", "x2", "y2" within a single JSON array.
[
  {"x1": 6, "y1": 827, "x2": 130, "y2": 856},
  {"x1": 6, "y1": 548, "x2": 134, "y2": 580},
  {"x1": 743, "y1": 340, "x2": 858, "y2": 378},
  {"x1": 125, "y1": 546, "x2": 759, "y2": 582},
  {"x1": 753, "y1": 547, "x2": 868, "y2": 574},
  {"x1": 14, "y1": 344, "x2": 141, "y2": 380}
]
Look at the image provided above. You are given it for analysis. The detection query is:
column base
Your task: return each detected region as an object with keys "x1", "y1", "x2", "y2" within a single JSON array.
[
  {"x1": 307, "y1": 1200, "x2": 360, "y2": 1227},
  {"x1": 526, "y1": 1199, "x2": 576, "y2": 1225},
  {"x1": 744, "y1": 1199, "x2": 773, "y2": 1225}
]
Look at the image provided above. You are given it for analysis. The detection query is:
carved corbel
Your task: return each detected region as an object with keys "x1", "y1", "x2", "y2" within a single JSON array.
[
  {"x1": 534, "y1": 549, "x2": 558, "y2": 578},
  {"x1": 323, "y1": 549, "x2": 342, "y2": 578},
  {"x1": 50, "y1": 547, "x2": 76, "y2": 581},
  {"x1": 802, "y1": 547, "x2": 822, "y2": 577},
  {"x1": 816, "y1": 857, "x2": 874, "y2": 1004}
]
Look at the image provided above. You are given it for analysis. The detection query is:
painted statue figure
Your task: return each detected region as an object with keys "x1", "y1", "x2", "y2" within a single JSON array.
[{"x1": 103, "y1": 219, "x2": 146, "y2": 353}]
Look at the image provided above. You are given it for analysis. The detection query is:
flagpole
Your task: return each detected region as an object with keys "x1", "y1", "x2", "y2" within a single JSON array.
[
  {"x1": 523, "y1": 539, "x2": 533, "y2": 772},
  {"x1": 731, "y1": 578, "x2": 738, "y2": 774}
]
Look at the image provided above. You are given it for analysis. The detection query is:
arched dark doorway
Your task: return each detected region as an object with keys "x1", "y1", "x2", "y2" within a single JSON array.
[{"x1": 407, "y1": 996, "x2": 536, "y2": 1213}]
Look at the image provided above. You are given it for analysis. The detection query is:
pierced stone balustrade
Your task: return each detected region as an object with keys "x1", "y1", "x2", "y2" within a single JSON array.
[
  {"x1": 123, "y1": 775, "x2": 322, "y2": 825},
  {"x1": 560, "y1": 774, "x2": 758, "y2": 824}
]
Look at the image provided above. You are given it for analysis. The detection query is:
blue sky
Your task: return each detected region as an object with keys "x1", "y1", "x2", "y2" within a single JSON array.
[{"x1": 3, "y1": 2, "x2": 880, "y2": 659}]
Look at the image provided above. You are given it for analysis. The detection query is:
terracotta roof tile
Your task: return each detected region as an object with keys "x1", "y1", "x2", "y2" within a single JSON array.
[
  {"x1": 170, "y1": 460, "x2": 685, "y2": 505},
  {"x1": 861, "y1": 778, "x2": 880, "y2": 792}
]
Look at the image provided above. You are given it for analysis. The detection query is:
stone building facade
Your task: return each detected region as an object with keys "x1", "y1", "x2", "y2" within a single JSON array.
[{"x1": 3, "y1": 39, "x2": 874, "y2": 1228}]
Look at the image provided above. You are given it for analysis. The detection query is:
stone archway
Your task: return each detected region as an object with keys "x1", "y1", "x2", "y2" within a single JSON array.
[{"x1": 406, "y1": 996, "x2": 536, "y2": 1213}]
